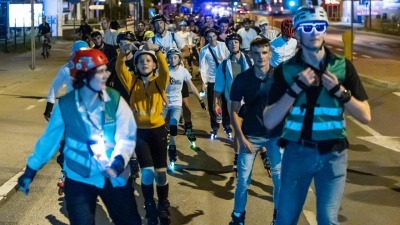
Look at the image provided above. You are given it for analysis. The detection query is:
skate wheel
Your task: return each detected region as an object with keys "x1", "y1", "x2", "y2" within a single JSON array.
[{"x1": 58, "y1": 187, "x2": 64, "y2": 196}]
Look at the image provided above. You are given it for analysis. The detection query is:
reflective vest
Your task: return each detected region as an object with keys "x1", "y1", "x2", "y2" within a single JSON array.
[
  {"x1": 59, "y1": 87, "x2": 120, "y2": 177},
  {"x1": 281, "y1": 56, "x2": 347, "y2": 142}
]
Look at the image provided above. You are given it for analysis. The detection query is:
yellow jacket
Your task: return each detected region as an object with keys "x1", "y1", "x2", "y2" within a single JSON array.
[{"x1": 116, "y1": 51, "x2": 169, "y2": 129}]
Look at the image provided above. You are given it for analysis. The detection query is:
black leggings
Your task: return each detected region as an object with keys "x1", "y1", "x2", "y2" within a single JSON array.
[{"x1": 207, "y1": 82, "x2": 230, "y2": 130}]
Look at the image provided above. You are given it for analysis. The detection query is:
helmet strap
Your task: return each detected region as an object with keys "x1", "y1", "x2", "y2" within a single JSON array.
[{"x1": 84, "y1": 81, "x2": 103, "y2": 99}]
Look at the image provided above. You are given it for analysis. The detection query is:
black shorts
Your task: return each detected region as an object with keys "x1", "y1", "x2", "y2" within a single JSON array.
[
  {"x1": 135, "y1": 125, "x2": 168, "y2": 169},
  {"x1": 181, "y1": 81, "x2": 189, "y2": 98}
]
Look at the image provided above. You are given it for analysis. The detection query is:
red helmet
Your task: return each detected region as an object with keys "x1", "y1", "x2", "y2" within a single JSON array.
[
  {"x1": 281, "y1": 19, "x2": 294, "y2": 37},
  {"x1": 69, "y1": 49, "x2": 108, "y2": 77}
]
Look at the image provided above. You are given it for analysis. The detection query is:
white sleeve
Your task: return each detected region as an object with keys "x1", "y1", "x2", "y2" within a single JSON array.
[
  {"x1": 199, "y1": 47, "x2": 208, "y2": 84},
  {"x1": 27, "y1": 104, "x2": 66, "y2": 170},
  {"x1": 46, "y1": 65, "x2": 70, "y2": 103},
  {"x1": 112, "y1": 97, "x2": 137, "y2": 166},
  {"x1": 174, "y1": 33, "x2": 186, "y2": 50}
]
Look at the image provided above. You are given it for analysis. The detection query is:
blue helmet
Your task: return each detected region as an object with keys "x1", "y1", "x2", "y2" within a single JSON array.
[{"x1": 71, "y1": 40, "x2": 89, "y2": 55}]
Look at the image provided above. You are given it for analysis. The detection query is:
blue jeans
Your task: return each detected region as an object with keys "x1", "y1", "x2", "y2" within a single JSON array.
[
  {"x1": 162, "y1": 105, "x2": 182, "y2": 128},
  {"x1": 64, "y1": 178, "x2": 141, "y2": 225},
  {"x1": 233, "y1": 136, "x2": 282, "y2": 213},
  {"x1": 276, "y1": 142, "x2": 347, "y2": 225}
]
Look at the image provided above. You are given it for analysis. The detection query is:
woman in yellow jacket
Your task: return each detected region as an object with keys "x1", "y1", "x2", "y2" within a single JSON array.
[{"x1": 116, "y1": 42, "x2": 171, "y2": 225}]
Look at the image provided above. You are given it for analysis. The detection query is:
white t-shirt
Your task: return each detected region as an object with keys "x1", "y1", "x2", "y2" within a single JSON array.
[
  {"x1": 237, "y1": 27, "x2": 258, "y2": 50},
  {"x1": 148, "y1": 31, "x2": 185, "y2": 55},
  {"x1": 166, "y1": 66, "x2": 192, "y2": 106},
  {"x1": 176, "y1": 31, "x2": 192, "y2": 46},
  {"x1": 270, "y1": 37, "x2": 298, "y2": 67}
]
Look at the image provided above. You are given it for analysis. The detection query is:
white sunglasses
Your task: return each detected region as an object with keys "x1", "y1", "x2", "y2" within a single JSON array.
[{"x1": 297, "y1": 23, "x2": 327, "y2": 34}]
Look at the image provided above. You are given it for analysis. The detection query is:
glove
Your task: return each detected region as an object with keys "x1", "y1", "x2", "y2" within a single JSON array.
[
  {"x1": 199, "y1": 100, "x2": 206, "y2": 110},
  {"x1": 105, "y1": 155, "x2": 125, "y2": 178},
  {"x1": 43, "y1": 102, "x2": 54, "y2": 121},
  {"x1": 18, "y1": 166, "x2": 37, "y2": 195}
]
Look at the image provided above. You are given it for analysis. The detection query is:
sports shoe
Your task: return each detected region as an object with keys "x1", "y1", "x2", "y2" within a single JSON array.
[{"x1": 229, "y1": 211, "x2": 245, "y2": 225}]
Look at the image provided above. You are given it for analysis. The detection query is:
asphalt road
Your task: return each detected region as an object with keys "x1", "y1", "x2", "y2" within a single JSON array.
[{"x1": 0, "y1": 33, "x2": 399, "y2": 224}]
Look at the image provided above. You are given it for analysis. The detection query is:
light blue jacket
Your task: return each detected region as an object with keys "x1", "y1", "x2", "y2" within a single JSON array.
[{"x1": 214, "y1": 52, "x2": 252, "y2": 101}]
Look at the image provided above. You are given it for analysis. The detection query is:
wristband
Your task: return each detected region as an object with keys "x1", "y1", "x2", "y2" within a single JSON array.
[
  {"x1": 295, "y1": 79, "x2": 309, "y2": 91},
  {"x1": 286, "y1": 88, "x2": 299, "y2": 98},
  {"x1": 328, "y1": 84, "x2": 341, "y2": 96}
]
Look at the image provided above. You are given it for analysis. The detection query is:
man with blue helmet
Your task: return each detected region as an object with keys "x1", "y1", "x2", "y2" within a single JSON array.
[{"x1": 264, "y1": 4, "x2": 371, "y2": 225}]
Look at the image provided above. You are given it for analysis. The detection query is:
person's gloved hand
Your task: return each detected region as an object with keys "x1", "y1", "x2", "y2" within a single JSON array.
[
  {"x1": 43, "y1": 102, "x2": 54, "y2": 121},
  {"x1": 105, "y1": 155, "x2": 125, "y2": 178},
  {"x1": 199, "y1": 100, "x2": 206, "y2": 110},
  {"x1": 18, "y1": 166, "x2": 37, "y2": 195}
]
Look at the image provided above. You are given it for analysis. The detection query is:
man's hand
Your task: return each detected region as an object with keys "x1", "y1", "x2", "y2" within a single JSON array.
[
  {"x1": 120, "y1": 43, "x2": 138, "y2": 54},
  {"x1": 214, "y1": 104, "x2": 222, "y2": 116},
  {"x1": 199, "y1": 100, "x2": 207, "y2": 110},
  {"x1": 18, "y1": 166, "x2": 37, "y2": 196},
  {"x1": 142, "y1": 43, "x2": 159, "y2": 51},
  {"x1": 298, "y1": 68, "x2": 317, "y2": 87},
  {"x1": 322, "y1": 71, "x2": 342, "y2": 97},
  {"x1": 239, "y1": 136, "x2": 254, "y2": 153},
  {"x1": 43, "y1": 102, "x2": 54, "y2": 122},
  {"x1": 202, "y1": 83, "x2": 207, "y2": 92}
]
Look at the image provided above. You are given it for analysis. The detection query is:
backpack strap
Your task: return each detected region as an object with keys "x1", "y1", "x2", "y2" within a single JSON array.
[
  {"x1": 243, "y1": 53, "x2": 253, "y2": 67},
  {"x1": 208, "y1": 45, "x2": 220, "y2": 67},
  {"x1": 222, "y1": 59, "x2": 227, "y2": 79}
]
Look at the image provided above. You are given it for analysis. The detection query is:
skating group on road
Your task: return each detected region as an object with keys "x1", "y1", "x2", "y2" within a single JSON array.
[{"x1": 17, "y1": 2, "x2": 371, "y2": 225}]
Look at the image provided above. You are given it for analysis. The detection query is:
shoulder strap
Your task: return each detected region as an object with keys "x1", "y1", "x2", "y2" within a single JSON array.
[
  {"x1": 152, "y1": 36, "x2": 156, "y2": 43},
  {"x1": 244, "y1": 53, "x2": 253, "y2": 67},
  {"x1": 171, "y1": 32, "x2": 177, "y2": 47},
  {"x1": 208, "y1": 45, "x2": 220, "y2": 67}
]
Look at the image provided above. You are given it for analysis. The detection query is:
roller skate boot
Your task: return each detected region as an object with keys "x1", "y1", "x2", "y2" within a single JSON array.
[
  {"x1": 224, "y1": 126, "x2": 233, "y2": 140},
  {"x1": 229, "y1": 211, "x2": 245, "y2": 225},
  {"x1": 260, "y1": 150, "x2": 272, "y2": 178},
  {"x1": 145, "y1": 200, "x2": 159, "y2": 225},
  {"x1": 168, "y1": 145, "x2": 177, "y2": 169},
  {"x1": 57, "y1": 170, "x2": 66, "y2": 196},
  {"x1": 129, "y1": 158, "x2": 140, "y2": 182},
  {"x1": 158, "y1": 200, "x2": 171, "y2": 225},
  {"x1": 210, "y1": 129, "x2": 218, "y2": 140},
  {"x1": 184, "y1": 122, "x2": 197, "y2": 149}
]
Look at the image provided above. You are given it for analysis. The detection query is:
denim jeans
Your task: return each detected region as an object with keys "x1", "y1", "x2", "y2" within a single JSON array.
[
  {"x1": 276, "y1": 142, "x2": 347, "y2": 225},
  {"x1": 162, "y1": 105, "x2": 182, "y2": 127},
  {"x1": 64, "y1": 178, "x2": 141, "y2": 225},
  {"x1": 233, "y1": 136, "x2": 282, "y2": 213}
]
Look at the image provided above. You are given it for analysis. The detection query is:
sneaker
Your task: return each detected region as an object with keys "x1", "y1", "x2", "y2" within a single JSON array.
[
  {"x1": 168, "y1": 145, "x2": 177, "y2": 163},
  {"x1": 224, "y1": 126, "x2": 233, "y2": 140},
  {"x1": 229, "y1": 211, "x2": 245, "y2": 225}
]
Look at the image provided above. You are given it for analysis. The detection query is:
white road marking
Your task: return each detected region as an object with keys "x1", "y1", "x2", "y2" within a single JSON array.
[
  {"x1": 24, "y1": 105, "x2": 36, "y2": 110},
  {"x1": 326, "y1": 45, "x2": 333, "y2": 48},
  {"x1": 335, "y1": 48, "x2": 343, "y2": 51},
  {"x1": 347, "y1": 116, "x2": 400, "y2": 152},
  {"x1": 38, "y1": 98, "x2": 46, "y2": 102},
  {"x1": 303, "y1": 210, "x2": 317, "y2": 225},
  {"x1": 362, "y1": 55, "x2": 372, "y2": 58},
  {"x1": 393, "y1": 92, "x2": 400, "y2": 97},
  {"x1": 353, "y1": 56, "x2": 358, "y2": 60}
]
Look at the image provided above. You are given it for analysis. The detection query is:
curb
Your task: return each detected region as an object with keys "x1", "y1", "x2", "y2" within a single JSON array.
[
  {"x1": 0, "y1": 170, "x2": 24, "y2": 207},
  {"x1": 359, "y1": 73, "x2": 400, "y2": 91}
]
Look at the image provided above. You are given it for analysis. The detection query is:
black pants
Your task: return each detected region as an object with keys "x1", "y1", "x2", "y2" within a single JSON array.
[{"x1": 207, "y1": 82, "x2": 230, "y2": 130}]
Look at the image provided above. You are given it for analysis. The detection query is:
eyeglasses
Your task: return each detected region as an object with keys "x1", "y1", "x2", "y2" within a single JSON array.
[{"x1": 297, "y1": 23, "x2": 327, "y2": 34}]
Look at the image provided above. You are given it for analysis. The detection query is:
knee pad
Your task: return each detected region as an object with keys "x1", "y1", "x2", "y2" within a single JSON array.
[
  {"x1": 141, "y1": 167, "x2": 155, "y2": 185},
  {"x1": 169, "y1": 125, "x2": 178, "y2": 136},
  {"x1": 155, "y1": 170, "x2": 168, "y2": 186}
]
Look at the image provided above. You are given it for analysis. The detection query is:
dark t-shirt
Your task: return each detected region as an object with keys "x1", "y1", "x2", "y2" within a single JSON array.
[
  {"x1": 230, "y1": 67, "x2": 284, "y2": 137},
  {"x1": 271, "y1": 48, "x2": 368, "y2": 142},
  {"x1": 107, "y1": 55, "x2": 136, "y2": 103},
  {"x1": 38, "y1": 23, "x2": 51, "y2": 35}
]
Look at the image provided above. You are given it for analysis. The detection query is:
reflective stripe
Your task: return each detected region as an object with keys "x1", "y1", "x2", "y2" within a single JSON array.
[
  {"x1": 285, "y1": 120, "x2": 346, "y2": 131},
  {"x1": 291, "y1": 106, "x2": 343, "y2": 116}
]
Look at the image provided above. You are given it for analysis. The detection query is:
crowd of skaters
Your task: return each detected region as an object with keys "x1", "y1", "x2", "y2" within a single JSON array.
[{"x1": 17, "y1": 2, "x2": 371, "y2": 225}]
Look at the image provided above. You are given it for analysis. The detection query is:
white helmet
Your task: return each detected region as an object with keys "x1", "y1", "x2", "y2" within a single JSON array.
[{"x1": 293, "y1": 5, "x2": 329, "y2": 29}]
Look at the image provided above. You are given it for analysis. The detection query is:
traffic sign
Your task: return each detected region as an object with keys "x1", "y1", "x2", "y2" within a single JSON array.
[{"x1": 89, "y1": 5, "x2": 104, "y2": 10}]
